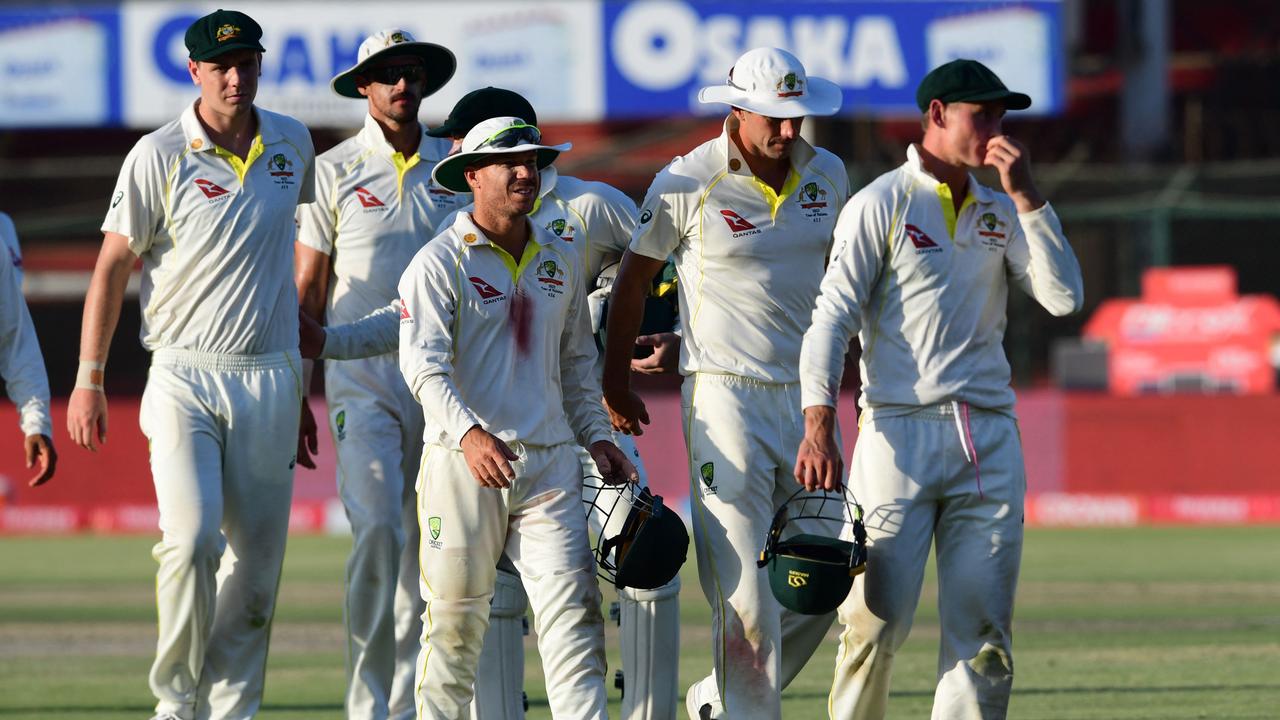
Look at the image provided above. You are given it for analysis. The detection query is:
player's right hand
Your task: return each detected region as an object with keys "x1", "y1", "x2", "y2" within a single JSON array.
[
  {"x1": 66, "y1": 388, "x2": 108, "y2": 452},
  {"x1": 794, "y1": 406, "x2": 843, "y2": 492},
  {"x1": 603, "y1": 389, "x2": 650, "y2": 436},
  {"x1": 298, "y1": 309, "x2": 326, "y2": 360},
  {"x1": 24, "y1": 433, "x2": 57, "y2": 487},
  {"x1": 296, "y1": 400, "x2": 319, "y2": 469},
  {"x1": 460, "y1": 425, "x2": 519, "y2": 489}
]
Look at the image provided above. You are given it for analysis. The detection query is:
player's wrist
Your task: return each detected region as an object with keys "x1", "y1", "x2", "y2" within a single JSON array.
[{"x1": 74, "y1": 360, "x2": 105, "y2": 393}]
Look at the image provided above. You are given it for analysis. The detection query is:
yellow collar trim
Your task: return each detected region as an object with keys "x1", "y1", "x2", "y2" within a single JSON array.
[
  {"x1": 393, "y1": 151, "x2": 421, "y2": 199},
  {"x1": 936, "y1": 182, "x2": 977, "y2": 238},
  {"x1": 751, "y1": 169, "x2": 801, "y2": 222},
  {"x1": 211, "y1": 134, "x2": 265, "y2": 183},
  {"x1": 489, "y1": 232, "x2": 542, "y2": 283}
]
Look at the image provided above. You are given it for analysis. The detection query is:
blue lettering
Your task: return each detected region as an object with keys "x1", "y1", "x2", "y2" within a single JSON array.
[
  {"x1": 330, "y1": 32, "x2": 365, "y2": 78},
  {"x1": 152, "y1": 14, "x2": 199, "y2": 84},
  {"x1": 275, "y1": 33, "x2": 313, "y2": 84}
]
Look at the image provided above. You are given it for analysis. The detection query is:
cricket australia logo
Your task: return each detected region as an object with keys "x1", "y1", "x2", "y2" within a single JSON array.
[
  {"x1": 546, "y1": 217, "x2": 575, "y2": 241},
  {"x1": 334, "y1": 410, "x2": 346, "y2": 441},
  {"x1": 699, "y1": 462, "x2": 717, "y2": 495},
  {"x1": 977, "y1": 212, "x2": 1008, "y2": 250},
  {"x1": 216, "y1": 24, "x2": 240, "y2": 43},
  {"x1": 536, "y1": 259, "x2": 566, "y2": 298},
  {"x1": 796, "y1": 181, "x2": 829, "y2": 221},
  {"x1": 776, "y1": 72, "x2": 805, "y2": 98},
  {"x1": 268, "y1": 153, "x2": 296, "y2": 189},
  {"x1": 427, "y1": 516, "x2": 443, "y2": 549}
]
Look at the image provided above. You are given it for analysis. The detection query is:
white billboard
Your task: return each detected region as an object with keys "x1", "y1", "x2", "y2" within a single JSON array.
[{"x1": 120, "y1": 1, "x2": 604, "y2": 129}]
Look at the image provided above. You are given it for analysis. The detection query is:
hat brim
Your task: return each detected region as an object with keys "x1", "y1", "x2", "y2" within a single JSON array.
[
  {"x1": 191, "y1": 41, "x2": 266, "y2": 62},
  {"x1": 431, "y1": 142, "x2": 571, "y2": 194},
  {"x1": 698, "y1": 76, "x2": 842, "y2": 118},
  {"x1": 425, "y1": 118, "x2": 462, "y2": 138},
  {"x1": 330, "y1": 42, "x2": 457, "y2": 99},
  {"x1": 938, "y1": 89, "x2": 1032, "y2": 111}
]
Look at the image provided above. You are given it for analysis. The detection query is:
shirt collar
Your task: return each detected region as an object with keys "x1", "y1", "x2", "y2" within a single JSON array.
[
  {"x1": 453, "y1": 211, "x2": 556, "y2": 250},
  {"x1": 719, "y1": 113, "x2": 817, "y2": 177},
  {"x1": 904, "y1": 144, "x2": 996, "y2": 205},
  {"x1": 358, "y1": 113, "x2": 434, "y2": 159},
  {"x1": 180, "y1": 101, "x2": 277, "y2": 153}
]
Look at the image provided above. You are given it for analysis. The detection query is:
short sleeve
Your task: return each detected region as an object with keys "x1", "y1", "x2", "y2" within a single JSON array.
[{"x1": 101, "y1": 138, "x2": 167, "y2": 256}]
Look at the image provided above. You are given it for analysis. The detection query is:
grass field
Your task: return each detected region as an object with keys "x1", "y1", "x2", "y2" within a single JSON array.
[{"x1": 2, "y1": 527, "x2": 1278, "y2": 719}]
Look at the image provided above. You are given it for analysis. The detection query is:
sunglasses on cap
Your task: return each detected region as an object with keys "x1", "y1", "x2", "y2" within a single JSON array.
[
  {"x1": 363, "y1": 64, "x2": 426, "y2": 86},
  {"x1": 476, "y1": 123, "x2": 542, "y2": 150}
]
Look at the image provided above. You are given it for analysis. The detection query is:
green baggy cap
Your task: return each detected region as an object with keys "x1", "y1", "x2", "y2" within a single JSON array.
[
  {"x1": 185, "y1": 9, "x2": 265, "y2": 61},
  {"x1": 916, "y1": 58, "x2": 1031, "y2": 112}
]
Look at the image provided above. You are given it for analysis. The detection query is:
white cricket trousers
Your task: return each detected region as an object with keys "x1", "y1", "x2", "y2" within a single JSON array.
[
  {"x1": 682, "y1": 373, "x2": 838, "y2": 719},
  {"x1": 829, "y1": 403, "x2": 1024, "y2": 720},
  {"x1": 416, "y1": 441, "x2": 608, "y2": 720},
  {"x1": 143, "y1": 348, "x2": 303, "y2": 720},
  {"x1": 327, "y1": 355, "x2": 425, "y2": 720}
]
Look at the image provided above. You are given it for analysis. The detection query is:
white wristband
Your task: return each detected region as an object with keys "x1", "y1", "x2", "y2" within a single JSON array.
[{"x1": 75, "y1": 360, "x2": 105, "y2": 392}]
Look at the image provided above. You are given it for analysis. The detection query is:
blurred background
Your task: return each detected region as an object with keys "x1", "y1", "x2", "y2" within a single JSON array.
[{"x1": 2, "y1": 0, "x2": 1279, "y2": 531}]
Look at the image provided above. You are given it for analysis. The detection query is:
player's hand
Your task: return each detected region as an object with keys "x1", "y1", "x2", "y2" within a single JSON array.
[
  {"x1": 298, "y1": 309, "x2": 327, "y2": 360},
  {"x1": 296, "y1": 399, "x2": 319, "y2": 470},
  {"x1": 67, "y1": 388, "x2": 108, "y2": 452},
  {"x1": 630, "y1": 332, "x2": 680, "y2": 375},
  {"x1": 984, "y1": 135, "x2": 1045, "y2": 213},
  {"x1": 24, "y1": 433, "x2": 57, "y2": 487},
  {"x1": 460, "y1": 425, "x2": 519, "y2": 489},
  {"x1": 794, "y1": 406, "x2": 842, "y2": 492},
  {"x1": 602, "y1": 388, "x2": 650, "y2": 436},
  {"x1": 588, "y1": 440, "x2": 639, "y2": 486}
]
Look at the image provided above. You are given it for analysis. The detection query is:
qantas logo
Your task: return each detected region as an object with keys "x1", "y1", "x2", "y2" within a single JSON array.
[
  {"x1": 469, "y1": 276, "x2": 505, "y2": 303},
  {"x1": 904, "y1": 224, "x2": 942, "y2": 252},
  {"x1": 355, "y1": 186, "x2": 385, "y2": 209},
  {"x1": 719, "y1": 209, "x2": 757, "y2": 233},
  {"x1": 398, "y1": 299, "x2": 411, "y2": 322},
  {"x1": 194, "y1": 178, "x2": 229, "y2": 199}
]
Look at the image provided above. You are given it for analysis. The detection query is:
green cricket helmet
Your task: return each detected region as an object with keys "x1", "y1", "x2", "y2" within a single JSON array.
[
  {"x1": 757, "y1": 486, "x2": 868, "y2": 615},
  {"x1": 583, "y1": 477, "x2": 689, "y2": 590}
]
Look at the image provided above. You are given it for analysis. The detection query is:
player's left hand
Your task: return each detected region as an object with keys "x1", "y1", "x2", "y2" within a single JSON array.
[
  {"x1": 984, "y1": 135, "x2": 1045, "y2": 213},
  {"x1": 24, "y1": 433, "x2": 57, "y2": 487},
  {"x1": 603, "y1": 388, "x2": 650, "y2": 436},
  {"x1": 588, "y1": 440, "x2": 639, "y2": 486},
  {"x1": 296, "y1": 400, "x2": 319, "y2": 470},
  {"x1": 298, "y1": 309, "x2": 326, "y2": 360},
  {"x1": 631, "y1": 332, "x2": 680, "y2": 375}
]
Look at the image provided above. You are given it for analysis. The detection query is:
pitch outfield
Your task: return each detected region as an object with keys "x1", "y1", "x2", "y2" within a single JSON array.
[{"x1": 1, "y1": 527, "x2": 1277, "y2": 719}]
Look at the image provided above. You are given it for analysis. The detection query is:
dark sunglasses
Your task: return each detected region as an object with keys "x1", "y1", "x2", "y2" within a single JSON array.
[
  {"x1": 363, "y1": 64, "x2": 426, "y2": 86},
  {"x1": 477, "y1": 124, "x2": 542, "y2": 150}
]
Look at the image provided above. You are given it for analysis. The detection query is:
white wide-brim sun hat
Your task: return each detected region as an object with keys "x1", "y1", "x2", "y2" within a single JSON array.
[
  {"x1": 431, "y1": 116, "x2": 571, "y2": 193},
  {"x1": 330, "y1": 28, "x2": 455, "y2": 99},
  {"x1": 698, "y1": 47, "x2": 842, "y2": 118}
]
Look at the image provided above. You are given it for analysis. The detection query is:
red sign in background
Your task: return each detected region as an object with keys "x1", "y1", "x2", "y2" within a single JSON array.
[{"x1": 3, "y1": 387, "x2": 1280, "y2": 532}]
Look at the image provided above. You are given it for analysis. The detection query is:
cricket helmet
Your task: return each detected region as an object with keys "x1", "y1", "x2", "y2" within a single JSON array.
[
  {"x1": 591, "y1": 260, "x2": 679, "y2": 358},
  {"x1": 757, "y1": 486, "x2": 867, "y2": 615},
  {"x1": 583, "y1": 477, "x2": 688, "y2": 590}
]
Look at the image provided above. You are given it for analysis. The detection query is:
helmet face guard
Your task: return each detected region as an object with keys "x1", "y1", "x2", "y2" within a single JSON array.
[
  {"x1": 757, "y1": 486, "x2": 868, "y2": 615},
  {"x1": 583, "y1": 477, "x2": 689, "y2": 590}
]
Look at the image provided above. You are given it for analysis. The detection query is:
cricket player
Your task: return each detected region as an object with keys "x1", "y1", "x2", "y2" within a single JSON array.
[
  {"x1": 0, "y1": 212, "x2": 56, "y2": 486},
  {"x1": 304, "y1": 87, "x2": 683, "y2": 719},
  {"x1": 65, "y1": 10, "x2": 315, "y2": 720},
  {"x1": 400, "y1": 115, "x2": 636, "y2": 719},
  {"x1": 294, "y1": 28, "x2": 457, "y2": 720},
  {"x1": 602, "y1": 48, "x2": 852, "y2": 719},
  {"x1": 795, "y1": 59, "x2": 1084, "y2": 719}
]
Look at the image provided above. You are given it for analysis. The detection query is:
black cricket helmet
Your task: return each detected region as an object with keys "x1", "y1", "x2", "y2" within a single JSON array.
[
  {"x1": 583, "y1": 477, "x2": 688, "y2": 590},
  {"x1": 757, "y1": 486, "x2": 868, "y2": 615}
]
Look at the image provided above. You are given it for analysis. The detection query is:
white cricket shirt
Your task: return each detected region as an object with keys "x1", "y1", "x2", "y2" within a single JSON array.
[
  {"x1": 297, "y1": 114, "x2": 462, "y2": 330},
  {"x1": 629, "y1": 115, "x2": 851, "y2": 383},
  {"x1": 0, "y1": 213, "x2": 51, "y2": 436},
  {"x1": 102, "y1": 102, "x2": 315, "y2": 355},
  {"x1": 800, "y1": 144, "x2": 1084, "y2": 414},
  {"x1": 398, "y1": 212, "x2": 611, "y2": 449}
]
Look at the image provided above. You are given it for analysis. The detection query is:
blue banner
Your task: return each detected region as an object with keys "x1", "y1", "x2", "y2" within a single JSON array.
[
  {"x1": 603, "y1": 0, "x2": 1063, "y2": 118},
  {"x1": 0, "y1": 6, "x2": 121, "y2": 127}
]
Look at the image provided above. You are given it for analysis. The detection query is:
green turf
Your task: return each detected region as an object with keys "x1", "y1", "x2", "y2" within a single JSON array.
[{"x1": 1, "y1": 527, "x2": 1277, "y2": 718}]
